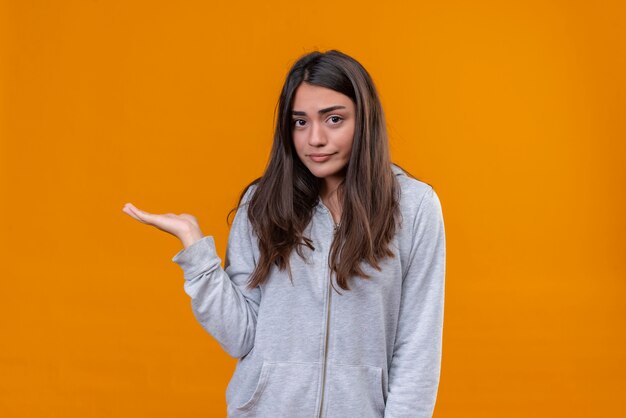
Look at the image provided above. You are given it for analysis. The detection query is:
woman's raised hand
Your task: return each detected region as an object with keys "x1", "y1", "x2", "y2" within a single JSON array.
[{"x1": 122, "y1": 203, "x2": 205, "y2": 249}]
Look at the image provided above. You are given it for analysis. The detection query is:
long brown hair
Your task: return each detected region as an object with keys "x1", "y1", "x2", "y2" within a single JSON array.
[{"x1": 233, "y1": 50, "x2": 400, "y2": 293}]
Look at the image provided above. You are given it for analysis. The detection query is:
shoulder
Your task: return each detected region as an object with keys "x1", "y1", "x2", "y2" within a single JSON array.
[
  {"x1": 230, "y1": 181, "x2": 260, "y2": 232},
  {"x1": 391, "y1": 164, "x2": 440, "y2": 215},
  {"x1": 391, "y1": 163, "x2": 445, "y2": 252},
  {"x1": 240, "y1": 181, "x2": 260, "y2": 206},
  {"x1": 230, "y1": 180, "x2": 260, "y2": 223},
  {"x1": 391, "y1": 166, "x2": 445, "y2": 277}
]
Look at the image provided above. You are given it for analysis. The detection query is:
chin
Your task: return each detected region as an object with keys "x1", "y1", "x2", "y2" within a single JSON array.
[{"x1": 305, "y1": 164, "x2": 344, "y2": 180}]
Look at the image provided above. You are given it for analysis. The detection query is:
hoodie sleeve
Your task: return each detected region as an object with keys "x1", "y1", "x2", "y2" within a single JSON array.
[
  {"x1": 384, "y1": 186, "x2": 446, "y2": 418},
  {"x1": 171, "y1": 187, "x2": 261, "y2": 359}
]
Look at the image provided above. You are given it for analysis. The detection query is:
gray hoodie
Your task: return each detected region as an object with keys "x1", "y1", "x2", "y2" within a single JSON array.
[{"x1": 172, "y1": 165, "x2": 446, "y2": 418}]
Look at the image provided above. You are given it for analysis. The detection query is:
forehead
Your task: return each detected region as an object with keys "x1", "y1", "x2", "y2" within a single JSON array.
[{"x1": 292, "y1": 83, "x2": 354, "y2": 110}]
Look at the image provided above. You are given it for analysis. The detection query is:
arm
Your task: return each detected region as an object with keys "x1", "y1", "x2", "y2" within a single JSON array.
[
  {"x1": 384, "y1": 186, "x2": 447, "y2": 418},
  {"x1": 171, "y1": 188, "x2": 261, "y2": 359}
]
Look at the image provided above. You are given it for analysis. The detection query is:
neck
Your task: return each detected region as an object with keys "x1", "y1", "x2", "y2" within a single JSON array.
[
  {"x1": 320, "y1": 175, "x2": 344, "y2": 224},
  {"x1": 321, "y1": 177, "x2": 340, "y2": 201}
]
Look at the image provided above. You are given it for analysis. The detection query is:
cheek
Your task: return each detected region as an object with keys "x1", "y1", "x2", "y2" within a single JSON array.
[
  {"x1": 292, "y1": 135, "x2": 309, "y2": 163},
  {"x1": 340, "y1": 131, "x2": 355, "y2": 154},
  {"x1": 292, "y1": 133, "x2": 304, "y2": 152}
]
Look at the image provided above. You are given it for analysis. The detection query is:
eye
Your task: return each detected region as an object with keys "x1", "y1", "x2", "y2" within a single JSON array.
[
  {"x1": 293, "y1": 119, "x2": 306, "y2": 128},
  {"x1": 327, "y1": 115, "x2": 343, "y2": 125}
]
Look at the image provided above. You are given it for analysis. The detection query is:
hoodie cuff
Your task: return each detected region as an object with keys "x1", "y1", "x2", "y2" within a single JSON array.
[{"x1": 171, "y1": 236, "x2": 220, "y2": 280}]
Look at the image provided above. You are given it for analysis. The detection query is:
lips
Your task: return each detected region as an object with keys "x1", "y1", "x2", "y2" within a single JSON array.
[{"x1": 308, "y1": 152, "x2": 335, "y2": 162}]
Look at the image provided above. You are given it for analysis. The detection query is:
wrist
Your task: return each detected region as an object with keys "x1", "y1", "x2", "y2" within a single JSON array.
[{"x1": 180, "y1": 229, "x2": 204, "y2": 249}]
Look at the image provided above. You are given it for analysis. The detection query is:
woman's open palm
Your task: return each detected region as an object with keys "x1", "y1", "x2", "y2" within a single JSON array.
[{"x1": 122, "y1": 203, "x2": 203, "y2": 246}]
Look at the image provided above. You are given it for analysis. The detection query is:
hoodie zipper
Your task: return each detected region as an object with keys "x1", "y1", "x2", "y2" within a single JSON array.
[{"x1": 318, "y1": 214, "x2": 339, "y2": 418}]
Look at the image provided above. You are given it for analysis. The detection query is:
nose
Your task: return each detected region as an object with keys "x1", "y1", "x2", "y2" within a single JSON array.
[{"x1": 308, "y1": 122, "x2": 327, "y2": 147}]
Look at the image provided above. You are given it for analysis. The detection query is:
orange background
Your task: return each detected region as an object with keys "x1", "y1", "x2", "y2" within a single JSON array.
[{"x1": 1, "y1": 0, "x2": 625, "y2": 417}]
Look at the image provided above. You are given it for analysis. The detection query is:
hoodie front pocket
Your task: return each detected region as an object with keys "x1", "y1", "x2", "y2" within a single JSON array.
[
  {"x1": 324, "y1": 363, "x2": 385, "y2": 418},
  {"x1": 232, "y1": 361, "x2": 320, "y2": 417}
]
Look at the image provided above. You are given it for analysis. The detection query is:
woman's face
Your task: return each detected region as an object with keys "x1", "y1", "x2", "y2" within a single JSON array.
[{"x1": 291, "y1": 82, "x2": 356, "y2": 190}]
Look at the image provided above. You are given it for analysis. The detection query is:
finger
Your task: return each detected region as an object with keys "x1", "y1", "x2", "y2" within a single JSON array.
[
  {"x1": 125, "y1": 202, "x2": 145, "y2": 214},
  {"x1": 124, "y1": 203, "x2": 154, "y2": 224},
  {"x1": 122, "y1": 206, "x2": 145, "y2": 223}
]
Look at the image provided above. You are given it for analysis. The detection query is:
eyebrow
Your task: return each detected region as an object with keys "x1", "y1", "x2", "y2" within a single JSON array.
[{"x1": 291, "y1": 105, "x2": 347, "y2": 116}]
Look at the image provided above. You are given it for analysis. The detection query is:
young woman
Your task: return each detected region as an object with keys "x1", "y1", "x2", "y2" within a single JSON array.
[{"x1": 122, "y1": 50, "x2": 446, "y2": 418}]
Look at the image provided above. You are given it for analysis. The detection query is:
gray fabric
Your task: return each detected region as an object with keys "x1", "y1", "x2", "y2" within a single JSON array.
[{"x1": 172, "y1": 164, "x2": 446, "y2": 417}]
